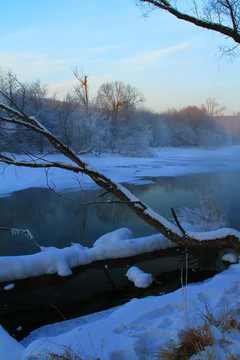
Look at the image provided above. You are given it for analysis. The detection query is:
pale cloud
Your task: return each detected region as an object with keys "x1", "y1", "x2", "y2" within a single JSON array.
[
  {"x1": 86, "y1": 45, "x2": 120, "y2": 53},
  {"x1": 0, "y1": 27, "x2": 42, "y2": 42},
  {"x1": 0, "y1": 50, "x2": 82, "y2": 79},
  {"x1": 48, "y1": 75, "x2": 108, "y2": 99},
  {"x1": 48, "y1": 81, "x2": 75, "y2": 98},
  {"x1": 122, "y1": 43, "x2": 189, "y2": 65},
  {"x1": 0, "y1": 45, "x2": 117, "y2": 79},
  {"x1": 89, "y1": 74, "x2": 107, "y2": 86}
]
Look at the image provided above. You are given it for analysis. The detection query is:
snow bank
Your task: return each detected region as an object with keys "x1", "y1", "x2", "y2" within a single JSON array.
[
  {"x1": 126, "y1": 266, "x2": 153, "y2": 288},
  {"x1": 0, "y1": 326, "x2": 24, "y2": 360}
]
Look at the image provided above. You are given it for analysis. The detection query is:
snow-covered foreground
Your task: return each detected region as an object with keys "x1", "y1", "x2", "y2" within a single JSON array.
[
  {"x1": 1, "y1": 146, "x2": 240, "y2": 359},
  {"x1": 2, "y1": 262, "x2": 240, "y2": 360}
]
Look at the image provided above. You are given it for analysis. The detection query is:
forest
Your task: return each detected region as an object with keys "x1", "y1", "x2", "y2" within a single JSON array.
[{"x1": 1, "y1": 69, "x2": 239, "y2": 156}]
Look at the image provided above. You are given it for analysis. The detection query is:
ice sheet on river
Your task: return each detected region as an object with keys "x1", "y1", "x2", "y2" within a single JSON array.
[{"x1": 1, "y1": 146, "x2": 240, "y2": 197}]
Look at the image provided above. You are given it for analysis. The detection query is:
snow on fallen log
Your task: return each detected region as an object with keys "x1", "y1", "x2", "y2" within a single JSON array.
[
  {"x1": 0, "y1": 229, "x2": 175, "y2": 283},
  {"x1": 187, "y1": 227, "x2": 240, "y2": 241},
  {"x1": 93, "y1": 227, "x2": 133, "y2": 246},
  {"x1": 1, "y1": 225, "x2": 239, "y2": 283}
]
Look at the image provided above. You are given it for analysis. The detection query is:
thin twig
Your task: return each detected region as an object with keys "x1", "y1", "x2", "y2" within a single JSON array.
[
  {"x1": 45, "y1": 168, "x2": 145, "y2": 207},
  {"x1": 0, "y1": 226, "x2": 41, "y2": 250},
  {"x1": 171, "y1": 207, "x2": 186, "y2": 236}
]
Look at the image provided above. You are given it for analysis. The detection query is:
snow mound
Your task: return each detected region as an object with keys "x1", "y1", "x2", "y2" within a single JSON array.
[
  {"x1": 126, "y1": 266, "x2": 153, "y2": 288},
  {"x1": 93, "y1": 227, "x2": 133, "y2": 247}
]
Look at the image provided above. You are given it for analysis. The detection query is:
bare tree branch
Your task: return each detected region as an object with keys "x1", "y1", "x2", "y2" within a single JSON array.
[
  {"x1": 171, "y1": 207, "x2": 186, "y2": 236},
  {"x1": 0, "y1": 226, "x2": 41, "y2": 250},
  {"x1": 73, "y1": 67, "x2": 89, "y2": 107},
  {"x1": 139, "y1": 0, "x2": 240, "y2": 44}
]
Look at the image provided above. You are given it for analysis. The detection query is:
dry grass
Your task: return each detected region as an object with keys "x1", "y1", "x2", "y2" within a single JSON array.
[
  {"x1": 46, "y1": 349, "x2": 101, "y2": 360},
  {"x1": 154, "y1": 303, "x2": 240, "y2": 360},
  {"x1": 43, "y1": 344, "x2": 102, "y2": 360},
  {"x1": 157, "y1": 322, "x2": 215, "y2": 360},
  {"x1": 226, "y1": 354, "x2": 240, "y2": 360},
  {"x1": 217, "y1": 304, "x2": 240, "y2": 333}
]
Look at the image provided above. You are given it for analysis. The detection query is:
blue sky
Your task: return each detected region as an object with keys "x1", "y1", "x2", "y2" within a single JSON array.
[{"x1": 0, "y1": 0, "x2": 239, "y2": 114}]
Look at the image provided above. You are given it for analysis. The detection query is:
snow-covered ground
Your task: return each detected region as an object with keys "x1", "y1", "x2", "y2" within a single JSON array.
[
  {"x1": 2, "y1": 262, "x2": 240, "y2": 360},
  {"x1": 1, "y1": 146, "x2": 240, "y2": 360}
]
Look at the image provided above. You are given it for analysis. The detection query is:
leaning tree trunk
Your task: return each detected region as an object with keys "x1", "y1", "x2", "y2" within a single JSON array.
[{"x1": 0, "y1": 102, "x2": 240, "y2": 253}]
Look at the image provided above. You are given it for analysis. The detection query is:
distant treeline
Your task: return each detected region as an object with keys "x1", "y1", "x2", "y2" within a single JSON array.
[{"x1": 0, "y1": 70, "x2": 239, "y2": 155}]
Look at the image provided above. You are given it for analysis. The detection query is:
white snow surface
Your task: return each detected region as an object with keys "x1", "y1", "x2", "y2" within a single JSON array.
[
  {"x1": 1, "y1": 147, "x2": 240, "y2": 359},
  {"x1": 93, "y1": 227, "x2": 133, "y2": 247},
  {"x1": 1, "y1": 146, "x2": 240, "y2": 196},
  {"x1": 17, "y1": 263, "x2": 240, "y2": 359},
  {"x1": 126, "y1": 266, "x2": 153, "y2": 288},
  {"x1": 0, "y1": 326, "x2": 24, "y2": 360}
]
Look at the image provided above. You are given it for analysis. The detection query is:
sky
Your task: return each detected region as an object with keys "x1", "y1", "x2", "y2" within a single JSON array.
[{"x1": 0, "y1": 0, "x2": 239, "y2": 114}]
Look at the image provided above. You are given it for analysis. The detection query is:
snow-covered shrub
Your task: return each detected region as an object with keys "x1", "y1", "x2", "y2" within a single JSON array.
[{"x1": 176, "y1": 193, "x2": 229, "y2": 232}]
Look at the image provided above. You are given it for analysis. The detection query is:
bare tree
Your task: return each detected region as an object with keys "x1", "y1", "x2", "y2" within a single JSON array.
[
  {"x1": 96, "y1": 81, "x2": 144, "y2": 120},
  {"x1": 1, "y1": 100, "x2": 240, "y2": 254},
  {"x1": 139, "y1": 0, "x2": 240, "y2": 52},
  {"x1": 202, "y1": 98, "x2": 226, "y2": 117},
  {"x1": 72, "y1": 68, "x2": 89, "y2": 108}
]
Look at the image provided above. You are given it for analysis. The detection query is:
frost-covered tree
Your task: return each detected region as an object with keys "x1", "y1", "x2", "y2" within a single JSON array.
[
  {"x1": 57, "y1": 93, "x2": 78, "y2": 148},
  {"x1": 96, "y1": 81, "x2": 144, "y2": 120},
  {"x1": 176, "y1": 193, "x2": 229, "y2": 232},
  {"x1": 108, "y1": 110, "x2": 152, "y2": 155},
  {"x1": 170, "y1": 106, "x2": 231, "y2": 147}
]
